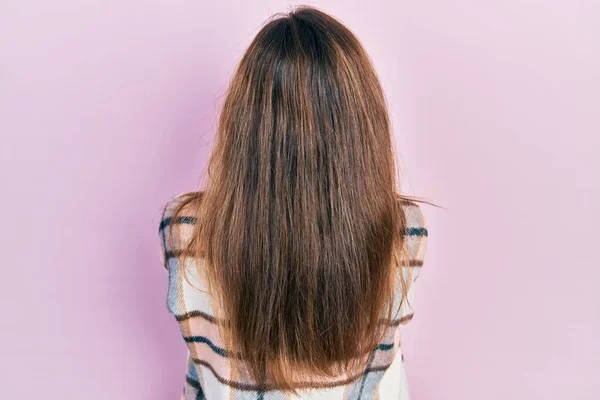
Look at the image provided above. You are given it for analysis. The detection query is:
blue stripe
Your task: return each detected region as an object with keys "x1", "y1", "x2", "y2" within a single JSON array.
[
  {"x1": 356, "y1": 350, "x2": 376, "y2": 400},
  {"x1": 183, "y1": 335, "x2": 233, "y2": 358},
  {"x1": 376, "y1": 343, "x2": 394, "y2": 351},
  {"x1": 183, "y1": 334, "x2": 395, "y2": 361},
  {"x1": 405, "y1": 227, "x2": 428, "y2": 236},
  {"x1": 185, "y1": 376, "x2": 204, "y2": 400},
  {"x1": 161, "y1": 217, "x2": 423, "y2": 236},
  {"x1": 159, "y1": 216, "x2": 196, "y2": 231}
]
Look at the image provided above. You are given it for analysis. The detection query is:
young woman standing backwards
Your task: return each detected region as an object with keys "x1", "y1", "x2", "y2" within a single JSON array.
[{"x1": 159, "y1": 5, "x2": 428, "y2": 399}]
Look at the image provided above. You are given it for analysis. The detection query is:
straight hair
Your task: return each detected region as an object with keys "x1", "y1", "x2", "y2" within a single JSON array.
[{"x1": 168, "y1": 5, "x2": 417, "y2": 392}]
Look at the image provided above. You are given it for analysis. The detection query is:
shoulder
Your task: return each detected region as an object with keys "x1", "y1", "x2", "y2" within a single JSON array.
[
  {"x1": 159, "y1": 191, "x2": 199, "y2": 223},
  {"x1": 158, "y1": 192, "x2": 201, "y2": 260},
  {"x1": 398, "y1": 198, "x2": 428, "y2": 263}
]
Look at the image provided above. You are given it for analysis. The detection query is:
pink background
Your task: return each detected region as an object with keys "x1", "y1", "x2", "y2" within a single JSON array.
[{"x1": 1, "y1": 1, "x2": 598, "y2": 398}]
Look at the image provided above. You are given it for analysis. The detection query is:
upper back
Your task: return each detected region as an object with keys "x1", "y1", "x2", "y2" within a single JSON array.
[{"x1": 158, "y1": 192, "x2": 428, "y2": 399}]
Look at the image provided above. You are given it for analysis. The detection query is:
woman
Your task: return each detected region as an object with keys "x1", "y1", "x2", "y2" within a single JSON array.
[{"x1": 159, "y1": 5, "x2": 428, "y2": 399}]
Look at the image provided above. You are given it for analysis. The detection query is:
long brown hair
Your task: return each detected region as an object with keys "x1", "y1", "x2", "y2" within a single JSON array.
[{"x1": 168, "y1": 5, "x2": 417, "y2": 391}]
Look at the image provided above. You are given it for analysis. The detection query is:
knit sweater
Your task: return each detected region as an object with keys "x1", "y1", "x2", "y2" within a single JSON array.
[{"x1": 158, "y1": 193, "x2": 428, "y2": 400}]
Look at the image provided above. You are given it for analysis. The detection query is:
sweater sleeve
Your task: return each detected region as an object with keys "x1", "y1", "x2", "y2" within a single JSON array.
[
  {"x1": 157, "y1": 193, "x2": 217, "y2": 321},
  {"x1": 157, "y1": 193, "x2": 200, "y2": 316},
  {"x1": 396, "y1": 202, "x2": 428, "y2": 324},
  {"x1": 159, "y1": 195, "x2": 181, "y2": 271},
  {"x1": 158, "y1": 193, "x2": 195, "y2": 268}
]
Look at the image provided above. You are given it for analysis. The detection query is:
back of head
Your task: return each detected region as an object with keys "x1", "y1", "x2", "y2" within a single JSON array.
[{"x1": 171, "y1": 5, "x2": 409, "y2": 391}]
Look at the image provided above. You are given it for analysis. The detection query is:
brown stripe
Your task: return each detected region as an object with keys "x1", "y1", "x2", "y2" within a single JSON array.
[
  {"x1": 391, "y1": 313, "x2": 414, "y2": 327},
  {"x1": 192, "y1": 358, "x2": 392, "y2": 391},
  {"x1": 168, "y1": 252, "x2": 422, "y2": 266},
  {"x1": 401, "y1": 260, "x2": 423, "y2": 267},
  {"x1": 175, "y1": 310, "x2": 220, "y2": 324}
]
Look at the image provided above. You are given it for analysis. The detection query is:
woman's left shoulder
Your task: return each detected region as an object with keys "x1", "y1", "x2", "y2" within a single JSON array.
[
  {"x1": 158, "y1": 191, "x2": 200, "y2": 267},
  {"x1": 160, "y1": 192, "x2": 198, "y2": 222}
]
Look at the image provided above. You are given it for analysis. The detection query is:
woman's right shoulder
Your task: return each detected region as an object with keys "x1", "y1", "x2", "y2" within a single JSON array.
[
  {"x1": 401, "y1": 201, "x2": 426, "y2": 233},
  {"x1": 395, "y1": 194, "x2": 428, "y2": 265}
]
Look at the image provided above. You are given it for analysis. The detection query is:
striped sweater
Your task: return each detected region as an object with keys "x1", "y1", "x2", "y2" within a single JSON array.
[{"x1": 158, "y1": 193, "x2": 428, "y2": 400}]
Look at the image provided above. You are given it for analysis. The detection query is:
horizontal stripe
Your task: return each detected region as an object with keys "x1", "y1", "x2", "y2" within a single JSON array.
[
  {"x1": 175, "y1": 310, "x2": 219, "y2": 324},
  {"x1": 405, "y1": 227, "x2": 427, "y2": 236},
  {"x1": 376, "y1": 343, "x2": 394, "y2": 351},
  {"x1": 184, "y1": 335, "x2": 235, "y2": 358},
  {"x1": 166, "y1": 251, "x2": 424, "y2": 267},
  {"x1": 161, "y1": 217, "x2": 426, "y2": 237},
  {"x1": 401, "y1": 260, "x2": 423, "y2": 267},
  {"x1": 184, "y1": 334, "x2": 395, "y2": 361},
  {"x1": 160, "y1": 216, "x2": 197, "y2": 232},
  {"x1": 165, "y1": 249, "x2": 196, "y2": 260},
  {"x1": 192, "y1": 358, "x2": 394, "y2": 392},
  {"x1": 175, "y1": 308, "x2": 413, "y2": 328},
  {"x1": 391, "y1": 313, "x2": 414, "y2": 327}
]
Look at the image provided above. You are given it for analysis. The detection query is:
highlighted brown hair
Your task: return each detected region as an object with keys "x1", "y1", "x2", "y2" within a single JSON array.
[{"x1": 168, "y1": 5, "x2": 418, "y2": 392}]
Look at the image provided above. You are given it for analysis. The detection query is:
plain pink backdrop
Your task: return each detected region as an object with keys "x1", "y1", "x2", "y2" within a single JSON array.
[{"x1": 1, "y1": 0, "x2": 598, "y2": 398}]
